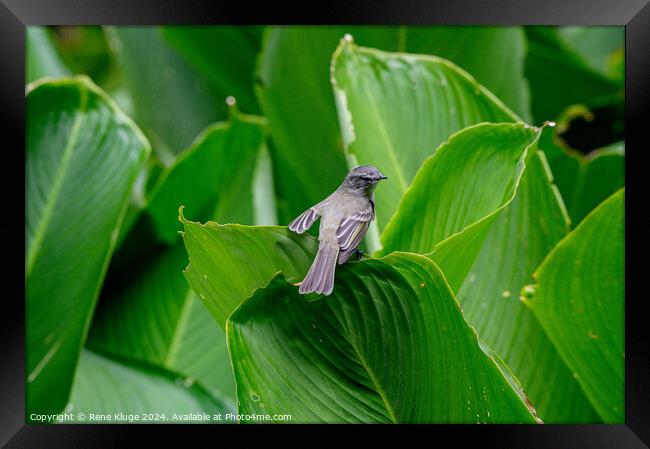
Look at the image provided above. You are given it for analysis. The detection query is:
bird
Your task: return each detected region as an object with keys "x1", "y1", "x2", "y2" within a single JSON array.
[{"x1": 288, "y1": 165, "x2": 387, "y2": 296}]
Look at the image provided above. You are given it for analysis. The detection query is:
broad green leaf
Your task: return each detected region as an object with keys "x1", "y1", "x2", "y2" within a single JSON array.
[
  {"x1": 161, "y1": 26, "x2": 263, "y2": 114},
  {"x1": 227, "y1": 253, "x2": 538, "y2": 423},
  {"x1": 525, "y1": 189, "x2": 624, "y2": 422},
  {"x1": 65, "y1": 350, "x2": 234, "y2": 423},
  {"x1": 455, "y1": 151, "x2": 598, "y2": 423},
  {"x1": 146, "y1": 109, "x2": 268, "y2": 244},
  {"x1": 89, "y1": 111, "x2": 271, "y2": 405},
  {"x1": 109, "y1": 27, "x2": 224, "y2": 162},
  {"x1": 26, "y1": 76, "x2": 150, "y2": 414},
  {"x1": 541, "y1": 133, "x2": 624, "y2": 227},
  {"x1": 181, "y1": 216, "x2": 317, "y2": 328},
  {"x1": 524, "y1": 26, "x2": 622, "y2": 122},
  {"x1": 257, "y1": 26, "x2": 529, "y2": 224},
  {"x1": 378, "y1": 123, "x2": 539, "y2": 291},
  {"x1": 332, "y1": 40, "x2": 518, "y2": 236},
  {"x1": 26, "y1": 27, "x2": 71, "y2": 83}
]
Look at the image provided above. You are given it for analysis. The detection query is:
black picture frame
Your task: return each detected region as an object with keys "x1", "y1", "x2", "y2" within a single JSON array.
[{"x1": 2, "y1": 0, "x2": 648, "y2": 446}]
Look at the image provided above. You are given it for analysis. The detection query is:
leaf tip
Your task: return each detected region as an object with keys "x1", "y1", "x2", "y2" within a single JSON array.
[
  {"x1": 518, "y1": 284, "x2": 536, "y2": 307},
  {"x1": 226, "y1": 96, "x2": 240, "y2": 120},
  {"x1": 333, "y1": 32, "x2": 357, "y2": 60},
  {"x1": 178, "y1": 205, "x2": 186, "y2": 224}
]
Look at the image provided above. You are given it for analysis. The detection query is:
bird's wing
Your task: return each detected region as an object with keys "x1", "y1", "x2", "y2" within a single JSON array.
[
  {"x1": 336, "y1": 203, "x2": 374, "y2": 264},
  {"x1": 288, "y1": 207, "x2": 320, "y2": 234}
]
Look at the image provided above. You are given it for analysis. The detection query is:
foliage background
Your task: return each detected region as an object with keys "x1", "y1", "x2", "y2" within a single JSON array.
[{"x1": 25, "y1": 25, "x2": 624, "y2": 423}]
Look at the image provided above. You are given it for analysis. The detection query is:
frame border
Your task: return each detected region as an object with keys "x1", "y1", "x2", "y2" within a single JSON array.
[{"x1": 2, "y1": 0, "x2": 647, "y2": 446}]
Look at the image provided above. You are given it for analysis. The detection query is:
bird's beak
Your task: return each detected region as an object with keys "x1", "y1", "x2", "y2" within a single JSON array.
[{"x1": 379, "y1": 174, "x2": 388, "y2": 180}]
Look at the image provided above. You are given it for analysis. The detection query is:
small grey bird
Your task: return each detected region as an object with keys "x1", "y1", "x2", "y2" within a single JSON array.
[{"x1": 288, "y1": 165, "x2": 387, "y2": 295}]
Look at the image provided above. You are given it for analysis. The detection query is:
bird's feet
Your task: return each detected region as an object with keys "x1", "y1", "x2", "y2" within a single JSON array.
[{"x1": 355, "y1": 249, "x2": 367, "y2": 260}]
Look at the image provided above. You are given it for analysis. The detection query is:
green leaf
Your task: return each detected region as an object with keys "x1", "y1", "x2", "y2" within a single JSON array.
[
  {"x1": 525, "y1": 189, "x2": 624, "y2": 422},
  {"x1": 26, "y1": 27, "x2": 71, "y2": 83},
  {"x1": 66, "y1": 350, "x2": 234, "y2": 423},
  {"x1": 332, "y1": 40, "x2": 518, "y2": 237},
  {"x1": 146, "y1": 109, "x2": 269, "y2": 244},
  {"x1": 541, "y1": 133, "x2": 624, "y2": 227},
  {"x1": 109, "y1": 27, "x2": 225, "y2": 162},
  {"x1": 257, "y1": 26, "x2": 529, "y2": 224},
  {"x1": 378, "y1": 123, "x2": 539, "y2": 291},
  {"x1": 455, "y1": 150, "x2": 598, "y2": 423},
  {"x1": 524, "y1": 26, "x2": 622, "y2": 122},
  {"x1": 227, "y1": 254, "x2": 538, "y2": 423},
  {"x1": 161, "y1": 26, "x2": 263, "y2": 114},
  {"x1": 181, "y1": 216, "x2": 317, "y2": 328},
  {"x1": 26, "y1": 76, "x2": 150, "y2": 414}
]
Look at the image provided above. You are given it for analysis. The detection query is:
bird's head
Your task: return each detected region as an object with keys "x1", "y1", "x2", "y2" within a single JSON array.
[{"x1": 342, "y1": 165, "x2": 388, "y2": 192}]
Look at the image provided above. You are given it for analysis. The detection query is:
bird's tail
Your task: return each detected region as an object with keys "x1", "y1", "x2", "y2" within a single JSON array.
[{"x1": 299, "y1": 238, "x2": 340, "y2": 295}]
